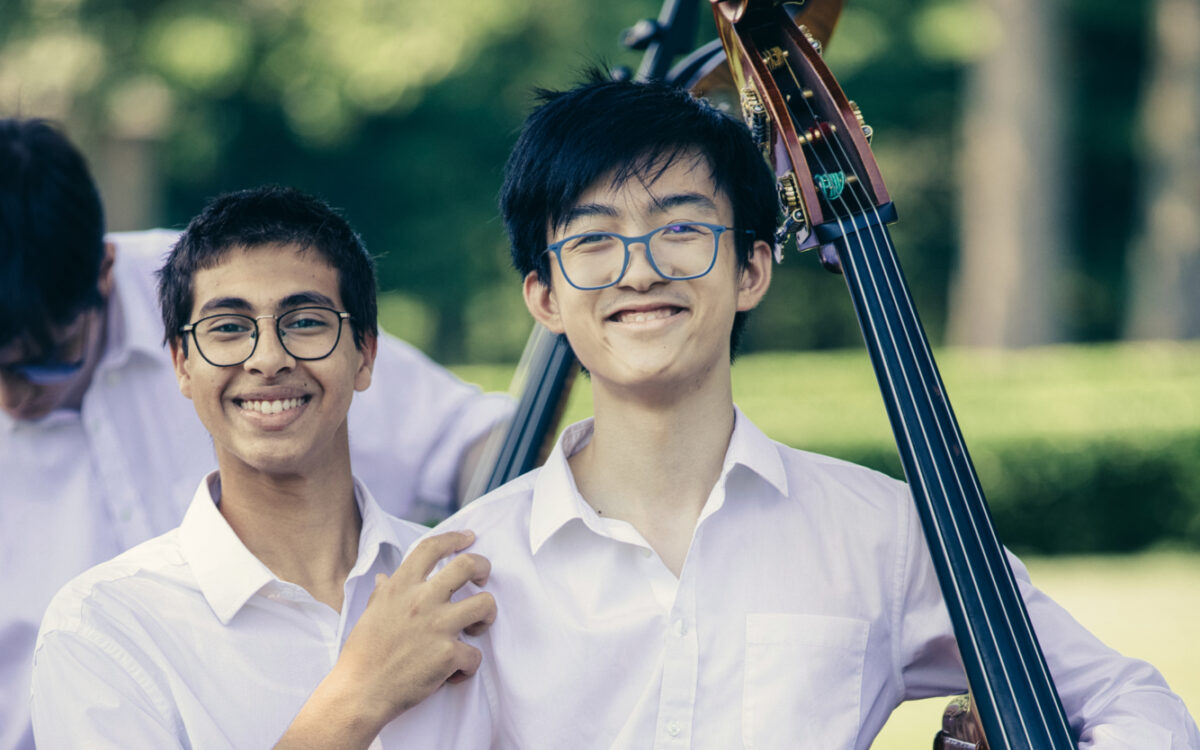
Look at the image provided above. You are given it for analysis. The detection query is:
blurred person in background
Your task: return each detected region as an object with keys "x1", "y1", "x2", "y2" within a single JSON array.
[{"x1": 0, "y1": 118, "x2": 508, "y2": 750}]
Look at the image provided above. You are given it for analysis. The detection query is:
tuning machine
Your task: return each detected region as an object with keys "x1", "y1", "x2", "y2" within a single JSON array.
[
  {"x1": 849, "y1": 100, "x2": 873, "y2": 143},
  {"x1": 740, "y1": 86, "x2": 771, "y2": 160}
]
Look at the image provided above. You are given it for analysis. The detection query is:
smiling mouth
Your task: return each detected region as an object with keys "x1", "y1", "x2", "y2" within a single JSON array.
[
  {"x1": 610, "y1": 306, "x2": 683, "y2": 324},
  {"x1": 235, "y1": 396, "x2": 311, "y2": 414}
]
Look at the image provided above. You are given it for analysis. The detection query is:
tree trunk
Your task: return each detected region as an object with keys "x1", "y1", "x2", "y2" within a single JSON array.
[
  {"x1": 948, "y1": 0, "x2": 1069, "y2": 347},
  {"x1": 1124, "y1": 0, "x2": 1200, "y2": 340}
]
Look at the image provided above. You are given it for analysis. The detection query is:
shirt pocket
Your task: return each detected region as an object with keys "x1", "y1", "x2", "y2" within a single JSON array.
[{"x1": 743, "y1": 613, "x2": 870, "y2": 750}]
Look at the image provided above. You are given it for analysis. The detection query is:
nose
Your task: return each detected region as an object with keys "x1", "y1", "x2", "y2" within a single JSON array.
[
  {"x1": 242, "y1": 319, "x2": 294, "y2": 377},
  {"x1": 617, "y1": 240, "x2": 665, "y2": 291}
]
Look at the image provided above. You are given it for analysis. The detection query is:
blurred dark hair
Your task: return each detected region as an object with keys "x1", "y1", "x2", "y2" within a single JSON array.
[
  {"x1": 0, "y1": 118, "x2": 106, "y2": 351},
  {"x1": 158, "y1": 185, "x2": 378, "y2": 351},
  {"x1": 499, "y1": 71, "x2": 778, "y2": 353}
]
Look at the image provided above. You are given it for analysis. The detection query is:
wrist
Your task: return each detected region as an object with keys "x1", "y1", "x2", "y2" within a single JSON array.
[{"x1": 277, "y1": 666, "x2": 389, "y2": 749}]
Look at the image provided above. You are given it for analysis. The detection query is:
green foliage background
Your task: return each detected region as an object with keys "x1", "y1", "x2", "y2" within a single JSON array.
[
  {"x1": 6, "y1": 1, "x2": 1191, "y2": 552},
  {"x1": 0, "y1": 0, "x2": 1157, "y2": 362}
]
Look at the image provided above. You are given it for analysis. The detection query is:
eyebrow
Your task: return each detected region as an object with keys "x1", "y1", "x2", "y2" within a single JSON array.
[
  {"x1": 195, "y1": 291, "x2": 337, "y2": 317},
  {"x1": 560, "y1": 203, "x2": 619, "y2": 227},
  {"x1": 648, "y1": 192, "x2": 719, "y2": 215}
]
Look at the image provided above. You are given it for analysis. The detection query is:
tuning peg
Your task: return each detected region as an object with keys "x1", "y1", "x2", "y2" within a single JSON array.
[
  {"x1": 798, "y1": 24, "x2": 823, "y2": 56},
  {"x1": 849, "y1": 101, "x2": 874, "y2": 143}
]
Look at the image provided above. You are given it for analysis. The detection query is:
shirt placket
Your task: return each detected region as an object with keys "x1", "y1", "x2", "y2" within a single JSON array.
[
  {"x1": 654, "y1": 559, "x2": 699, "y2": 749},
  {"x1": 84, "y1": 373, "x2": 152, "y2": 547}
]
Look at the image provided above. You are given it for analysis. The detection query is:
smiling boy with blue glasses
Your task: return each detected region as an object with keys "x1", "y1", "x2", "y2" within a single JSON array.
[{"x1": 388, "y1": 73, "x2": 1199, "y2": 749}]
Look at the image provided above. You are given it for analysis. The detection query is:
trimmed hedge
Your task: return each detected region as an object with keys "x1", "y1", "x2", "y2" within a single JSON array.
[
  {"x1": 451, "y1": 341, "x2": 1200, "y2": 554},
  {"x1": 811, "y1": 433, "x2": 1200, "y2": 554}
]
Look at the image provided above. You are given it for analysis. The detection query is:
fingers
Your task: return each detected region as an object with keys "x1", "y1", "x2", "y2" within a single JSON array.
[
  {"x1": 393, "y1": 530, "x2": 476, "y2": 584},
  {"x1": 444, "y1": 641, "x2": 484, "y2": 684},
  {"x1": 428, "y1": 552, "x2": 492, "y2": 597},
  {"x1": 446, "y1": 591, "x2": 497, "y2": 638}
]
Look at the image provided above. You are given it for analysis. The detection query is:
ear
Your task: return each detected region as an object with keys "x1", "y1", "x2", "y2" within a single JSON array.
[
  {"x1": 353, "y1": 331, "x2": 378, "y2": 393},
  {"x1": 523, "y1": 271, "x2": 564, "y2": 334},
  {"x1": 736, "y1": 239, "x2": 773, "y2": 312},
  {"x1": 170, "y1": 338, "x2": 192, "y2": 400},
  {"x1": 97, "y1": 241, "x2": 117, "y2": 298}
]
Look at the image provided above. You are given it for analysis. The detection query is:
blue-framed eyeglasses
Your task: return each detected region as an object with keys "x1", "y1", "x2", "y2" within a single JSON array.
[
  {"x1": 545, "y1": 221, "x2": 754, "y2": 290},
  {"x1": 3, "y1": 359, "x2": 85, "y2": 386},
  {"x1": 180, "y1": 306, "x2": 352, "y2": 367}
]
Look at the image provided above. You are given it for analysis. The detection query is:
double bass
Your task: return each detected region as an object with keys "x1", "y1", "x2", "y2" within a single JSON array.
[
  {"x1": 706, "y1": 1, "x2": 1075, "y2": 747},
  {"x1": 471, "y1": 2, "x2": 1075, "y2": 746}
]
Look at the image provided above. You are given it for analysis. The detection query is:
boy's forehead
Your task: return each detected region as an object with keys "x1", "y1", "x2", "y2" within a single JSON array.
[
  {"x1": 190, "y1": 242, "x2": 342, "y2": 312},
  {"x1": 561, "y1": 155, "x2": 728, "y2": 226}
]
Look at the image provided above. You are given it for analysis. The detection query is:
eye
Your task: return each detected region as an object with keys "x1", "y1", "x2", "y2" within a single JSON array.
[
  {"x1": 663, "y1": 222, "x2": 704, "y2": 234},
  {"x1": 280, "y1": 308, "x2": 335, "y2": 334},
  {"x1": 563, "y1": 233, "x2": 620, "y2": 253},
  {"x1": 200, "y1": 316, "x2": 254, "y2": 337},
  {"x1": 656, "y1": 223, "x2": 712, "y2": 243}
]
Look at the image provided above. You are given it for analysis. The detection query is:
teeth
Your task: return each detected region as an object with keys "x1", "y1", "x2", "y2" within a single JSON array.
[
  {"x1": 239, "y1": 397, "x2": 303, "y2": 414},
  {"x1": 617, "y1": 308, "x2": 675, "y2": 323}
]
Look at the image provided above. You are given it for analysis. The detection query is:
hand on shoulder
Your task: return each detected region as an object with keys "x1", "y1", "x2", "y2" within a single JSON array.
[{"x1": 275, "y1": 530, "x2": 496, "y2": 749}]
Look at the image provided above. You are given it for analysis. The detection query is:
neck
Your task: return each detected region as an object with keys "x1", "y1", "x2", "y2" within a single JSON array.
[
  {"x1": 570, "y1": 375, "x2": 735, "y2": 576},
  {"x1": 217, "y1": 450, "x2": 361, "y2": 612}
]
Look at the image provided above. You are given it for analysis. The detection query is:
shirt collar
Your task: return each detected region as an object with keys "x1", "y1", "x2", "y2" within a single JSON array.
[
  {"x1": 100, "y1": 232, "x2": 177, "y2": 371},
  {"x1": 180, "y1": 471, "x2": 404, "y2": 624},
  {"x1": 528, "y1": 407, "x2": 789, "y2": 555}
]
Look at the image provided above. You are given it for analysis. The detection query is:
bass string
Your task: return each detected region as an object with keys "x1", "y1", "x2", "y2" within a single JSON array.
[
  {"x1": 771, "y1": 28, "x2": 1069, "y2": 746},
  {"x1": 811, "y1": 94, "x2": 1073, "y2": 746}
]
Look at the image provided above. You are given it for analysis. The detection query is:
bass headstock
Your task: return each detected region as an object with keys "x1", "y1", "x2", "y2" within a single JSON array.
[{"x1": 710, "y1": 0, "x2": 893, "y2": 268}]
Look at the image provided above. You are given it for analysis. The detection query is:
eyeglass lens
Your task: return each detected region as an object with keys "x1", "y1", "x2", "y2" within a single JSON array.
[
  {"x1": 192, "y1": 307, "x2": 344, "y2": 366},
  {"x1": 558, "y1": 223, "x2": 719, "y2": 289}
]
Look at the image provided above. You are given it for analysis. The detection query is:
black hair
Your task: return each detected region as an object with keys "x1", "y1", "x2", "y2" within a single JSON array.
[
  {"x1": 0, "y1": 118, "x2": 106, "y2": 352},
  {"x1": 158, "y1": 186, "x2": 378, "y2": 351},
  {"x1": 499, "y1": 71, "x2": 778, "y2": 354}
]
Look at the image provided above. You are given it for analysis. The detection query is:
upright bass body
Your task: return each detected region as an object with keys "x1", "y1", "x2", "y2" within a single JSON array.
[{"x1": 709, "y1": 2, "x2": 1076, "y2": 748}]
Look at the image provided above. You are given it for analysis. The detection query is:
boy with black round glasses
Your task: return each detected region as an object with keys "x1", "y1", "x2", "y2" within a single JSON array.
[
  {"x1": 1, "y1": 120, "x2": 506, "y2": 750},
  {"x1": 31, "y1": 186, "x2": 496, "y2": 748}
]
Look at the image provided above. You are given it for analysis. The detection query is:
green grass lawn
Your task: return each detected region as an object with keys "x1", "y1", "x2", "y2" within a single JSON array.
[{"x1": 872, "y1": 551, "x2": 1200, "y2": 748}]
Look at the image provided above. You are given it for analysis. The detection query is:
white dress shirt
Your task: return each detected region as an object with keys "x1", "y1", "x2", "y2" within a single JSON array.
[
  {"x1": 30, "y1": 473, "x2": 480, "y2": 749},
  {"x1": 1, "y1": 230, "x2": 508, "y2": 750},
  {"x1": 398, "y1": 410, "x2": 1199, "y2": 750}
]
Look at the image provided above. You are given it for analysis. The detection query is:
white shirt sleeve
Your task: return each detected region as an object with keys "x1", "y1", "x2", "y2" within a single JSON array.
[
  {"x1": 32, "y1": 628, "x2": 184, "y2": 750},
  {"x1": 894, "y1": 502, "x2": 1200, "y2": 748}
]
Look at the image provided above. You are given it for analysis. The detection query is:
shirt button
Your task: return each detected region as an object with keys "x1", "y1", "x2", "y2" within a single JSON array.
[
  {"x1": 666, "y1": 721, "x2": 681, "y2": 737},
  {"x1": 640, "y1": 547, "x2": 652, "y2": 559},
  {"x1": 673, "y1": 619, "x2": 688, "y2": 637}
]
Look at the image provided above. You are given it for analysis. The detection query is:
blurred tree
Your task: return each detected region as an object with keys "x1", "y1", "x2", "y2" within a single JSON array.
[
  {"x1": 0, "y1": 0, "x2": 1163, "y2": 362},
  {"x1": 1124, "y1": 0, "x2": 1200, "y2": 340},
  {"x1": 947, "y1": 0, "x2": 1069, "y2": 347}
]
